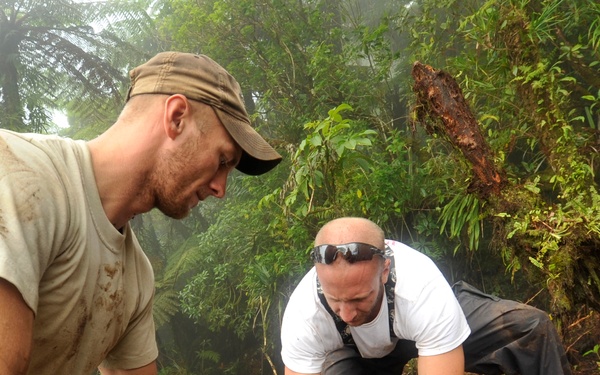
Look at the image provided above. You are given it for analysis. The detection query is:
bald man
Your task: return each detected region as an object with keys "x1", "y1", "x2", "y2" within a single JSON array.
[{"x1": 281, "y1": 217, "x2": 571, "y2": 375}]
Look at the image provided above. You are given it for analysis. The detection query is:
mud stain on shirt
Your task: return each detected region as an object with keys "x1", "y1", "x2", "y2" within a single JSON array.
[{"x1": 0, "y1": 135, "x2": 44, "y2": 237}]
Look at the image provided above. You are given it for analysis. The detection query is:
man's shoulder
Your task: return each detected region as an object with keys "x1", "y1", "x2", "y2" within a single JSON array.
[
  {"x1": 386, "y1": 239, "x2": 448, "y2": 301},
  {"x1": 287, "y1": 267, "x2": 318, "y2": 310},
  {"x1": 0, "y1": 130, "x2": 83, "y2": 167},
  {"x1": 1, "y1": 129, "x2": 67, "y2": 145},
  {"x1": 285, "y1": 267, "x2": 336, "y2": 324},
  {"x1": 385, "y1": 239, "x2": 439, "y2": 268}
]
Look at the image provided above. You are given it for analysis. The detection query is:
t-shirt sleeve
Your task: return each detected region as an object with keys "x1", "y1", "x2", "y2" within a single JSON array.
[
  {"x1": 281, "y1": 312, "x2": 328, "y2": 373},
  {"x1": 388, "y1": 240, "x2": 470, "y2": 357},
  {"x1": 0, "y1": 136, "x2": 70, "y2": 313},
  {"x1": 281, "y1": 270, "x2": 341, "y2": 373},
  {"x1": 401, "y1": 274, "x2": 470, "y2": 356}
]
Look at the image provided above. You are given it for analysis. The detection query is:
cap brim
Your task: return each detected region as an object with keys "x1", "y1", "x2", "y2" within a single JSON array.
[{"x1": 213, "y1": 109, "x2": 282, "y2": 175}]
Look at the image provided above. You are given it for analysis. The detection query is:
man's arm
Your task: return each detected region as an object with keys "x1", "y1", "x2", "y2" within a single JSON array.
[
  {"x1": 417, "y1": 345, "x2": 464, "y2": 375},
  {"x1": 98, "y1": 361, "x2": 157, "y2": 375},
  {"x1": 284, "y1": 365, "x2": 319, "y2": 375},
  {"x1": 0, "y1": 278, "x2": 34, "y2": 375}
]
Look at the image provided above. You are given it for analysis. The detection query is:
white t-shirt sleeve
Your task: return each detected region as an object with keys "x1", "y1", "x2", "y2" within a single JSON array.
[
  {"x1": 401, "y1": 274, "x2": 470, "y2": 356},
  {"x1": 281, "y1": 268, "x2": 342, "y2": 373},
  {"x1": 389, "y1": 240, "x2": 470, "y2": 356},
  {"x1": 281, "y1": 315, "x2": 327, "y2": 373}
]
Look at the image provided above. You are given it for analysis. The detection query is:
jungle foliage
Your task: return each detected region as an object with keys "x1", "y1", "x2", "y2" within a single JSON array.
[
  {"x1": 0, "y1": 0, "x2": 157, "y2": 133},
  {"x1": 152, "y1": 0, "x2": 600, "y2": 373},
  {"x1": 1, "y1": 0, "x2": 599, "y2": 374}
]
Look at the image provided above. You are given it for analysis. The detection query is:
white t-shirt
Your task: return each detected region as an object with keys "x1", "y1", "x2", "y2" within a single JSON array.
[
  {"x1": 0, "y1": 130, "x2": 158, "y2": 374},
  {"x1": 281, "y1": 240, "x2": 470, "y2": 374}
]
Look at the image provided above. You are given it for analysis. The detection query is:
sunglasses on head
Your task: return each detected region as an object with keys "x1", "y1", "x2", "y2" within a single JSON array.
[{"x1": 311, "y1": 242, "x2": 386, "y2": 264}]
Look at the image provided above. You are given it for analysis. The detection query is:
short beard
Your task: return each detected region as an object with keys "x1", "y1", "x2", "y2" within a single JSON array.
[
  {"x1": 151, "y1": 140, "x2": 198, "y2": 220},
  {"x1": 156, "y1": 197, "x2": 190, "y2": 219}
]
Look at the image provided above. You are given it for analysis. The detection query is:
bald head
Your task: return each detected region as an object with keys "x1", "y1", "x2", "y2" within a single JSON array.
[
  {"x1": 315, "y1": 217, "x2": 385, "y2": 250},
  {"x1": 313, "y1": 217, "x2": 390, "y2": 326}
]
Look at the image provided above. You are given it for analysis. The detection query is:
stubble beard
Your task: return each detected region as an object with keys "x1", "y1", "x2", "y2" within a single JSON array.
[{"x1": 152, "y1": 145, "x2": 196, "y2": 220}]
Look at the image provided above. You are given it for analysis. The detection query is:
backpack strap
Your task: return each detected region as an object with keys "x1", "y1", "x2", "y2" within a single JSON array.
[{"x1": 316, "y1": 245, "x2": 397, "y2": 345}]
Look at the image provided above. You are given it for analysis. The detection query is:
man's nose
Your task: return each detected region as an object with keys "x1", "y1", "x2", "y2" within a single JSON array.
[
  {"x1": 206, "y1": 174, "x2": 226, "y2": 198},
  {"x1": 338, "y1": 303, "x2": 357, "y2": 323}
]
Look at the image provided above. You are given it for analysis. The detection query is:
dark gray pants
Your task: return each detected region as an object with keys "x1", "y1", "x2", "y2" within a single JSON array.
[{"x1": 321, "y1": 281, "x2": 572, "y2": 375}]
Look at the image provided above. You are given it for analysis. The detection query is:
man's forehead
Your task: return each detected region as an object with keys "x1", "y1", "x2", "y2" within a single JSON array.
[
  {"x1": 318, "y1": 225, "x2": 365, "y2": 244},
  {"x1": 317, "y1": 218, "x2": 383, "y2": 242},
  {"x1": 316, "y1": 262, "x2": 380, "y2": 298}
]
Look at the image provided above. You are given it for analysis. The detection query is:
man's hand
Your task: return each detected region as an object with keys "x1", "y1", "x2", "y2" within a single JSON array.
[
  {"x1": 0, "y1": 278, "x2": 34, "y2": 374},
  {"x1": 98, "y1": 360, "x2": 157, "y2": 375},
  {"x1": 418, "y1": 345, "x2": 465, "y2": 375}
]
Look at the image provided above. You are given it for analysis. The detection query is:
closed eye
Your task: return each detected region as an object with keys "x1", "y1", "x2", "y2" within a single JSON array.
[
  {"x1": 220, "y1": 156, "x2": 239, "y2": 172},
  {"x1": 327, "y1": 295, "x2": 369, "y2": 304}
]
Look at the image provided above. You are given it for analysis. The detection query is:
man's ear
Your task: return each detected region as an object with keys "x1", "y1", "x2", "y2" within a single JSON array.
[
  {"x1": 163, "y1": 94, "x2": 190, "y2": 140},
  {"x1": 381, "y1": 258, "x2": 391, "y2": 284}
]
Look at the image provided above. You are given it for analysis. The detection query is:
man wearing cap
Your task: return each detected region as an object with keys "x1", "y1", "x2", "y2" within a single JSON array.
[
  {"x1": 281, "y1": 217, "x2": 572, "y2": 375},
  {"x1": 0, "y1": 52, "x2": 281, "y2": 374}
]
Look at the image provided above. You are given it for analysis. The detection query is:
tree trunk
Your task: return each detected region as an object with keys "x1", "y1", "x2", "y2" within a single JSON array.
[
  {"x1": 411, "y1": 61, "x2": 506, "y2": 198},
  {"x1": 0, "y1": 16, "x2": 25, "y2": 131}
]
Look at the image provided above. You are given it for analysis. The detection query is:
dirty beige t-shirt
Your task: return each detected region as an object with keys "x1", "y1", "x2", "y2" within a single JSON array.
[{"x1": 0, "y1": 130, "x2": 158, "y2": 374}]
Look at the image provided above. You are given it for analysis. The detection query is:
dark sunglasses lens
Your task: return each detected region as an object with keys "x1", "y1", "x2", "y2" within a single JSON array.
[
  {"x1": 352, "y1": 243, "x2": 373, "y2": 261},
  {"x1": 311, "y1": 244, "x2": 335, "y2": 263},
  {"x1": 324, "y1": 245, "x2": 338, "y2": 264}
]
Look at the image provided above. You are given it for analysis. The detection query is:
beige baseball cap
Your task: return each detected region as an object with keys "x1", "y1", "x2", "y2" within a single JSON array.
[{"x1": 126, "y1": 51, "x2": 282, "y2": 175}]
